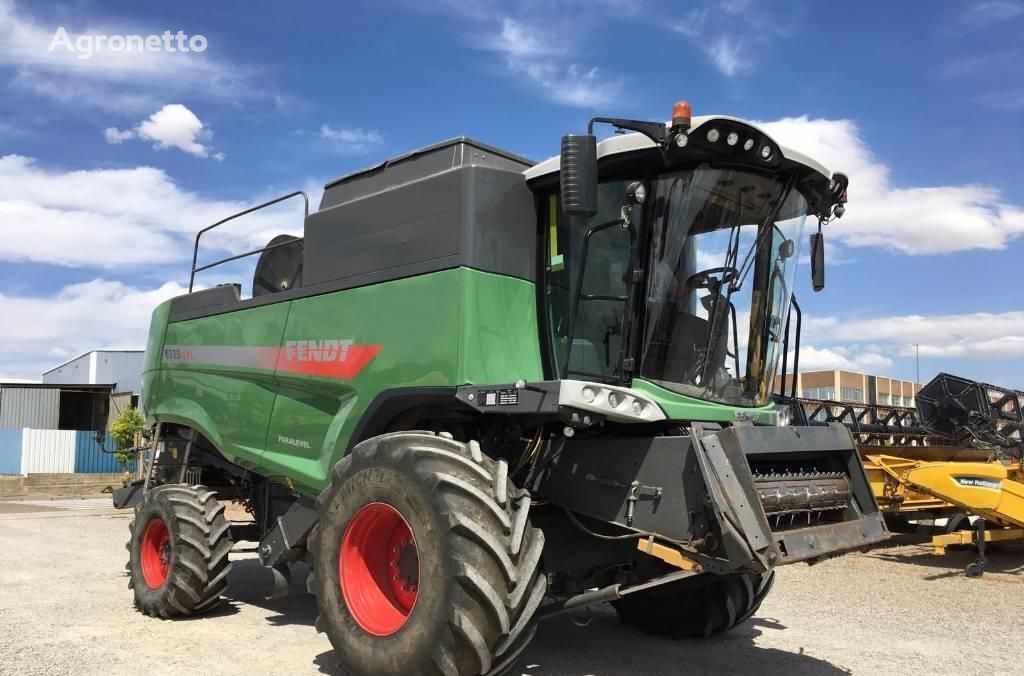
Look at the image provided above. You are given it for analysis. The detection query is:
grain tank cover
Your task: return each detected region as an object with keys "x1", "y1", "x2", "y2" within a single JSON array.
[{"x1": 305, "y1": 137, "x2": 538, "y2": 287}]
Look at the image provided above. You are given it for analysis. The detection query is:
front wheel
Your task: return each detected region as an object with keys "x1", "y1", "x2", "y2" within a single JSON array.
[
  {"x1": 126, "y1": 484, "x2": 233, "y2": 617},
  {"x1": 308, "y1": 432, "x2": 546, "y2": 676},
  {"x1": 613, "y1": 570, "x2": 775, "y2": 638}
]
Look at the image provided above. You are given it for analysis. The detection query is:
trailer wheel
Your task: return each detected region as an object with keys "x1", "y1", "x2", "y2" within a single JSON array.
[
  {"x1": 308, "y1": 432, "x2": 546, "y2": 676},
  {"x1": 126, "y1": 484, "x2": 233, "y2": 617},
  {"x1": 945, "y1": 512, "x2": 974, "y2": 534},
  {"x1": 613, "y1": 570, "x2": 774, "y2": 638}
]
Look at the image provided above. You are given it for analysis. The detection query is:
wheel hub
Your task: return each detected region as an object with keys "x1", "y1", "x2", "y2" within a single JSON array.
[
  {"x1": 340, "y1": 502, "x2": 419, "y2": 636},
  {"x1": 392, "y1": 535, "x2": 419, "y2": 593},
  {"x1": 140, "y1": 517, "x2": 171, "y2": 589}
]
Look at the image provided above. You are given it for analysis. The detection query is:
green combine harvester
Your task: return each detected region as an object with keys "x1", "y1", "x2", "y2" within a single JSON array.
[{"x1": 118, "y1": 101, "x2": 887, "y2": 676}]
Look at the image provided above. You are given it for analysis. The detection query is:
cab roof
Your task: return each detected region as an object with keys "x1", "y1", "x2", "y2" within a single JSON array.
[{"x1": 523, "y1": 115, "x2": 833, "y2": 182}]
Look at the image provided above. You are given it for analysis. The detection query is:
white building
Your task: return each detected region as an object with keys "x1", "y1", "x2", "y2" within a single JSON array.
[{"x1": 42, "y1": 350, "x2": 144, "y2": 395}]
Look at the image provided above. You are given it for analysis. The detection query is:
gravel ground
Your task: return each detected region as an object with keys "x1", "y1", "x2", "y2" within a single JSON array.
[{"x1": 1, "y1": 503, "x2": 1022, "y2": 676}]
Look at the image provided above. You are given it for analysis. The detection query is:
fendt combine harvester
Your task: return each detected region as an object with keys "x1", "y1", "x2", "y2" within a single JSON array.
[
  {"x1": 780, "y1": 373, "x2": 1024, "y2": 576},
  {"x1": 117, "y1": 102, "x2": 887, "y2": 676}
]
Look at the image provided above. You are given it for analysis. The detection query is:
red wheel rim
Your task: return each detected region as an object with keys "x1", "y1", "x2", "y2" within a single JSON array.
[
  {"x1": 340, "y1": 502, "x2": 419, "y2": 636},
  {"x1": 140, "y1": 518, "x2": 171, "y2": 589}
]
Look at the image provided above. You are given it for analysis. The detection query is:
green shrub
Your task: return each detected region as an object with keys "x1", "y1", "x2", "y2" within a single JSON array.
[{"x1": 110, "y1": 407, "x2": 145, "y2": 467}]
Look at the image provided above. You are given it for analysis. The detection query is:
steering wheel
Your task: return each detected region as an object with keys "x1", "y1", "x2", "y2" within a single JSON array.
[{"x1": 685, "y1": 266, "x2": 739, "y2": 291}]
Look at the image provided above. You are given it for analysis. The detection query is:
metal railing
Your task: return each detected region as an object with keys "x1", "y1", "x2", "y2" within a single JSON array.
[
  {"x1": 777, "y1": 397, "x2": 934, "y2": 446},
  {"x1": 188, "y1": 191, "x2": 309, "y2": 292}
]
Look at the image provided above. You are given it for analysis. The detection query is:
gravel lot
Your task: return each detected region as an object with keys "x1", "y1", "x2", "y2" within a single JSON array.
[{"x1": 1, "y1": 501, "x2": 1022, "y2": 676}]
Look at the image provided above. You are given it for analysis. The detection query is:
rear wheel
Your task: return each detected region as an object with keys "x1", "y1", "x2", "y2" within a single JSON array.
[
  {"x1": 613, "y1": 570, "x2": 775, "y2": 638},
  {"x1": 308, "y1": 432, "x2": 546, "y2": 676},
  {"x1": 126, "y1": 484, "x2": 233, "y2": 617}
]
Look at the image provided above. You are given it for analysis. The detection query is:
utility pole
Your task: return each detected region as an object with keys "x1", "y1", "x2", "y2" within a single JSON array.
[{"x1": 909, "y1": 343, "x2": 920, "y2": 386}]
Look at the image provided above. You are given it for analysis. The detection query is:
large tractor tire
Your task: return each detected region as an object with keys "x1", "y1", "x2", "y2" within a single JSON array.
[
  {"x1": 308, "y1": 432, "x2": 546, "y2": 676},
  {"x1": 126, "y1": 484, "x2": 233, "y2": 617},
  {"x1": 613, "y1": 570, "x2": 775, "y2": 638}
]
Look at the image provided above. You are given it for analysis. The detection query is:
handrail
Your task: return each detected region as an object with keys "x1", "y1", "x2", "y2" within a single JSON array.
[{"x1": 189, "y1": 190, "x2": 309, "y2": 292}]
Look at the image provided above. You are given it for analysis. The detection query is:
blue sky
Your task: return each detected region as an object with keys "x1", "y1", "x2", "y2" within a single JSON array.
[{"x1": 0, "y1": 0, "x2": 1022, "y2": 388}]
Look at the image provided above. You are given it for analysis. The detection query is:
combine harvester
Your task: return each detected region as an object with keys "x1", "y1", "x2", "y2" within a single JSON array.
[
  {"x1": 780, "y1": 373, "x2": 1024, "y2": 577},
  {"x1": 113, "y1": 101, "x2": 890, "y2": 676}
]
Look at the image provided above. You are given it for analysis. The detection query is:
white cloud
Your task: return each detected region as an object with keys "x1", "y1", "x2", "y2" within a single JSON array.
[
  {"x1": 804, "y1": 311, "x2": 1024, "y2": 359},
  {"x1": 483, "y1": 18, "x2": 622, "y2": 107},
  {"x1": 668, "y1": 1, "x2": 784, "y2": 77},
  {"x1": 975, "y1": 89, "x2": 1024, "y2": 111},
  {"x1": 485, "y1": 17, "x2": 562, "y2": 58},
  {"x1": 0, "y1": 120, "x2": 24, "y2": 137},
  {"x1": 0, "y1": 0, "x2": 258, "y2": 111},
  {"x1": 0, "y1": 154, "x2": 304, "y2": 267},
  {"x1": 705, "y1": 36, "x2": 751, "y2": 77},
  {"x1": 511, "y1": 61, "x2": 622, "y2": 108},
  {"x1": 9, "y1": 69, "x2": 159, "y2": 112},
  {"x1": 104, "y1": 126, "x2": 135, "y2": 144},
  {"x1": 792, "y1": 345, "x2": 894, "y2": 373},
  {"x1": 0, "y1": 279, "x2": 185, "y2": 379},
  {"x1": 105, "y1": 104, "x2": 217, "y2": 158},
  {"x1": 319, "y1": 125, "x2": 383, "y2": 153},
  {"x1": 962, "y1": 1, "x2": 1024, "y2": 25},
  {"x1": 756, "y1": 116, "x2": 1024, "y2": 254},
  {"x1": 137, "y1": 104, "x2": 213, "y2": 157},
  {"x1": 450, "y1": 10, "x2": 623, "y2": 108}
]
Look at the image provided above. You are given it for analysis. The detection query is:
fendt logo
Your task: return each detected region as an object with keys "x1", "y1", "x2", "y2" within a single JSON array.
[
  {"x1": 284, "y1": 339, "x2": 354, "y2": 362},
  {"x1": 161, "y1": 340, "x2": 382, "y2": 380}
]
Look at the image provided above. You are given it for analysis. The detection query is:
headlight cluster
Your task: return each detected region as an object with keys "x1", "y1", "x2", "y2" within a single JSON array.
[
  {"x1": 774, "y1": 403, "x2": 793, "y2": 428},
  {"x1": 560, "y1": 380, "x2": 667, "y2": 423},
  {"x1": 702, "y1": 124, "x2": 775, "y2": 162}
]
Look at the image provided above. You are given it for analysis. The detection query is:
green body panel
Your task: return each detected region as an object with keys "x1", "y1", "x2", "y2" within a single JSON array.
[
  {"x1": 631, "y1": 378, "x2": 779, "y2": 426},
  {"x1": 150, "y1": 302, "x2": 291, "y2": 470},
  {"x1": 144, "y1": 265, "x2": 774, "y2": 497},
  {"x1": 145, "y1": 267, "x2": 543, "y2": 496},
  {"x1": 456, "y1": 269, "x2": 545, "y2": 384},
  {"x1": 141, "y1": 300, "x2": 172, "y2": 412}
]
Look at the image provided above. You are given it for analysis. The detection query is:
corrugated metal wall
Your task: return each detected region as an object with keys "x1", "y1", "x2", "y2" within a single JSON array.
[
  {"x1": 0, "y1": 428, "x2": 133, "y2": 474},
  {"x1": 107, "y1": 392, "x2": 134, "y2": 430},
  {"x1": 73, "y1": 431, "x2": 123, "y2": 473},
  {"x1": 20, "y1": 429, "x2": 76, "y2": 474},
  {"x1": 95, "y1": 352, "x2": 145, "y2": 393},
  {"x1": 40, "y1": 353, "x2": 92, "y2": 385},
  {"x1": 0, "y1": 429, "x2": 24, "y2": 474},
  {"x1": 0, "y1": 387, "x2": 60, "y2": 429}
]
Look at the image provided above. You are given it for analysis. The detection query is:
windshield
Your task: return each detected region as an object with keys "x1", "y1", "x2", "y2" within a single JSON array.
[{"x1": 640, "y1": 165, "x2": 808, "y2": 407}]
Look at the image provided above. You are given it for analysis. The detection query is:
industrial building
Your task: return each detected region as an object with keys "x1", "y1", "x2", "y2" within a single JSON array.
[
  {"x1": 778, "y1": 369, "x2": 920, "y2": 407},
  {"x1": 0, "y1": 350, "x2": 145, "y2": 475},
  {"x1": 0, "y1": 350, "x2": 143, "y2": 431},
  {"x1": 43, "y1": 349, "x2": 144, "y2": 399}
]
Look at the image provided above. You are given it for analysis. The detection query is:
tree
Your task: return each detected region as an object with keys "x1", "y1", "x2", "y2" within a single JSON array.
[{"x1": 110, "y1": 407, "x2": 145, "y2": 469}]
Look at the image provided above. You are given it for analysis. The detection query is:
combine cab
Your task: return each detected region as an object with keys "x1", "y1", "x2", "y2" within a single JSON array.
[{"x1": 118, "y1": 101, "x2": 886, "y2": 676}]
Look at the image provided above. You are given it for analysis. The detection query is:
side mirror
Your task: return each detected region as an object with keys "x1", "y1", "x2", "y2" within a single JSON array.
[
  {"x1": 560, "y1": 134, "x2": 597, "y2": 217},
  {"x1": 810, "y1": 232, "x2": 825, "y2": 292},
  {"x1": 779, "y1": 238, "x2": 795, "y2": 260}
]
